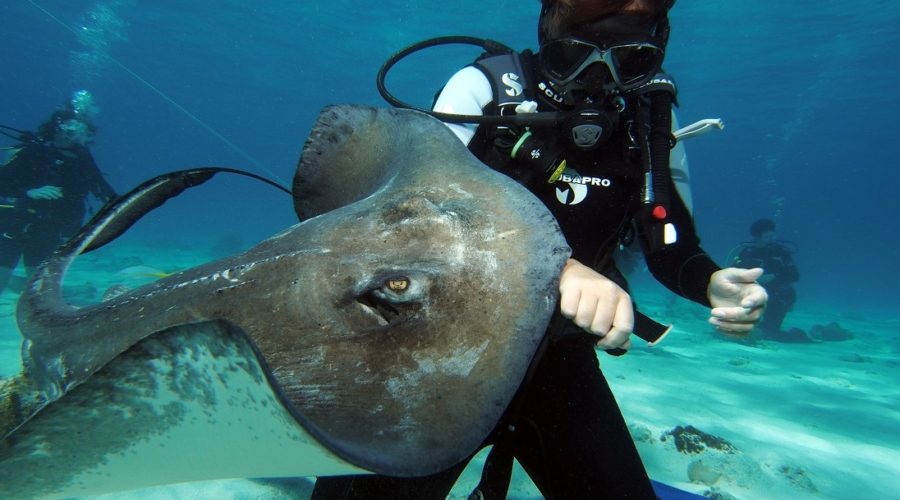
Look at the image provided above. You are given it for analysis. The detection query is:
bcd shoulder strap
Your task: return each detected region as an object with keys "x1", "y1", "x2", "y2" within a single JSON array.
[{"x1": 471, "y1": 50, "x2": 534, "y2": 116}]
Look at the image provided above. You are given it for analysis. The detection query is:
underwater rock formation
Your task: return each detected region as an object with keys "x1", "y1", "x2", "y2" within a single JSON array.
[{"x1": 661, "y1": 425, "x2": 737, "y2": 455}]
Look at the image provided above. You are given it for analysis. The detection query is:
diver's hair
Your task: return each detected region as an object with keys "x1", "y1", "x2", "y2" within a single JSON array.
[
  {"x1": 539, "y1": 0, "x2": 669, "y2": 40},
  {"x1": 35, "y1": 111, "x2": 71, "y2": 142}
]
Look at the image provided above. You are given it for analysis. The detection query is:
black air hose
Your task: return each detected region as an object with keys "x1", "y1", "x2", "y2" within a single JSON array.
[{"x1": 649, "y1": 91, "x2": 675, "y2": 210}]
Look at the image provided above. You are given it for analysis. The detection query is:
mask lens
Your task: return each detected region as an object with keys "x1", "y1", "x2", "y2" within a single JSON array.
[
  {"x1": 541, "y1": 39, "x2": 597, "y2": 81},
  {"x1": 610, "y1": 44, "x2": 663, "y2": 87},
  {"x1": 57, "y1": 119, "x2": 93, "y2": 145}
]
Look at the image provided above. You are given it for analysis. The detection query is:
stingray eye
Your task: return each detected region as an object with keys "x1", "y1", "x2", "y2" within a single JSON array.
[
  {"x1": 386, "y1": 277, "x2": 409, "y2": 293},
  {"x1": 371, "y1": 274, "x2": 423, "y2": 302},
  {"x1": 355, "y1": 274, "x2": 425, "y2": 326}
]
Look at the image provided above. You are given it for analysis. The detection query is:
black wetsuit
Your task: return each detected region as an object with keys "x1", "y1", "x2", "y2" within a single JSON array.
[
  {"x1": 0, "y1": 142, "x2": 116, "y2": 272},
  {"x1": 731, "y1": 242, "x2": 799, "y2": 335},
  {"x1": 313, "y1": 55, "x2": 720, "y2": 499}
]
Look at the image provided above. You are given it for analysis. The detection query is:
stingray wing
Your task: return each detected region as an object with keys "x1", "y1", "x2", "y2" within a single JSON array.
[{"x1": 0, "y1": 322, "x2": 365, "y2": 499}]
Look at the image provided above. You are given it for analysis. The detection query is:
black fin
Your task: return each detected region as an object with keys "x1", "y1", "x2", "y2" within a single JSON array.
[{"x1": 68, "y1": 167, "x2": 289, "y2": 255}]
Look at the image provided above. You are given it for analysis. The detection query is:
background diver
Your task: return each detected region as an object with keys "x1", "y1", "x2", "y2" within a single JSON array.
[
  {"x1": 0, "y1": 90, "x2": 118, "y2": 296},
  {"x1": 729, "y1": 218, "x2": 807, "y2": 342}
]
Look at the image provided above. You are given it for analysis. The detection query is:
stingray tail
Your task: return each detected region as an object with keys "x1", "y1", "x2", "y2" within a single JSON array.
[
  {"x1": 75, "y1": 167, "x2": 288, "y2": 255},
  {"x1": 25, "y1": 167, "x2": 287, "y2": 311}
]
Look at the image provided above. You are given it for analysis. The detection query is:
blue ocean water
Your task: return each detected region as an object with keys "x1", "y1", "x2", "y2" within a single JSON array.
[{"x1": 1, "y1": 0, "x2": 898, "y2": 497}]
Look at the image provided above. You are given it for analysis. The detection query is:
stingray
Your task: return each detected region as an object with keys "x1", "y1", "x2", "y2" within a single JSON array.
[{"x1": 0, "y1": 105, "x2": 570, "y2": 498}]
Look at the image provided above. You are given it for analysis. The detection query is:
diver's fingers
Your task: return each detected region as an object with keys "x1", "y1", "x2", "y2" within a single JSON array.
[
  {"x1": 738, "y1": 267, "x2": 765, "y2": 282},
  {"x1": 711, "y1": 305, "x2": 764, "y2": 323},
  {"x1": 585, "y1": 282, "x2": 632, "y2": 336},
  {"x1": 710, "y1": 302, "x2": 764, "y2": 335},
  {"x1": 711, "y1": 268, "x2": 763, "y2": 299},
  {"x1": 575, "y1": 291, "x2": 602, "y2": 331},
  {"x1": 595, "y1": 294, "x2": 633, "y2": 349},
  {"x1": 596, "y1": 324, "x2": 632, "y2": 350},
  {"x1": 598, "y1": 331, "x2": 632, "y2": 350},
  {"x1": 709, "y1": 316, "x2": 756, "y2": 334},
  {"x1": 720, "y1": 266, "x2": 763, "y2": 284},
  {"x1": 740, "y1": 283, "x2": 769, "y2": 309},
  {"x1": 616, "y1": 293, "x2": 635, "y2": 333},
  {"x1": 559, "y1": 286, "x2": 581, "y2": 320},
  {"x1": 584, "y1": 291, "x2": 611, "y2": 334}
]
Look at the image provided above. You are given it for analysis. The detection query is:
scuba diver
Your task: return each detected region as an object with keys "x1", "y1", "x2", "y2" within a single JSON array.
[
  {"x1": 314, "y1": 0, "x2": 767, "y2": 498},
  {"x1": 0, "y1": 90, "x2": 118, "y2": 296},
  {"x1": 730, "y1": 218, "x2": 806, "y2": 342}
]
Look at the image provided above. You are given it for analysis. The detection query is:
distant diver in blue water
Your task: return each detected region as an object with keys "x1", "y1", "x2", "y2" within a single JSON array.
[
  {"x1": 0, "y1": 90, "x2": 117, "y2": 295},
  {"x1": 730, "y1": 218, "x2": 808, "y2": 342},
  {"x1": 317, "y1": 0, "x2": 766, "y2": 499}
]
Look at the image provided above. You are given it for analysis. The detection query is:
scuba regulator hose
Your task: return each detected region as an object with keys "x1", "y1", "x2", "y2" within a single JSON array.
[
  {"x1": 376, "y1": 36, "x2": 564, "y2": 128},
  {"x1": 0, "y1": 125, "x2": 32, "y2": 143}
]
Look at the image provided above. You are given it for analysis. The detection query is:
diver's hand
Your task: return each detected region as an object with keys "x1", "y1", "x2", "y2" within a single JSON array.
[
  {"x1": 559, "y1": 258, "x2": 633, "y2": 350},
  {"x1": 708, "y1": 267, "x2": 768, "y2": 334},
  {"x1": 26, "y1": 185, "x2": 63, "y2": 200}
]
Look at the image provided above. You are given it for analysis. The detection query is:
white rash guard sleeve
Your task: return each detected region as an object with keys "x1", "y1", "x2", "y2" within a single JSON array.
[{"x1": 432, "y1": 66, "x2": 494, "y2": 146}]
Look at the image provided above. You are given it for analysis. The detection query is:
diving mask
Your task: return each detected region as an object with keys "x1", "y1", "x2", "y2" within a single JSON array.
[
  {"x1": 539, "y1": 12, "x2": 669, "y2": 94},
  {"x1": 539, "y1": 39, "x2": 664, "y2": 91},
  {"x1": 56, "y1": 118, "x2": 94, "y2": 146}
]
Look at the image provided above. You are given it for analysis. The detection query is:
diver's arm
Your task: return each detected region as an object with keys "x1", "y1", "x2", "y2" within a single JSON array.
[
  {"x1": 432, "y1": 66, "x2": 494, "y2": 145},
  {"x1": 639, "y1": 187, "x2": 766, "y2": 333},
  {"x1": 81, "y1": 152, "x2": 118, "y2": 202},
  {"x1": 3, "y1": 147, "x2": 72, "y2": 203},
  {"x1": 639, "y1": 179, "x2": 720, "y2": 307}
]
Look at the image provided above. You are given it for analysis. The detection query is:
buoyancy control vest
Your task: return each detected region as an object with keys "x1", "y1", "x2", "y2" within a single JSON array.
[{"x1": 468, "y1": 50, "x2": 682, "y2": 255}]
